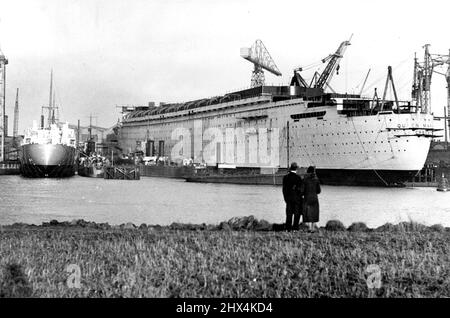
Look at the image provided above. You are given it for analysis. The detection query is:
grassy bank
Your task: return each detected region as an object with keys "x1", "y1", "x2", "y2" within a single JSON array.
[{"x1": 0, "y1": 218, "x2": 450, "y2": 297}]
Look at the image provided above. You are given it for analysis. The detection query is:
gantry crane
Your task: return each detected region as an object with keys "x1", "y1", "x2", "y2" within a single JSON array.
[{"x1": 240, "y1": 40, "x2": 282, "y2": 87}]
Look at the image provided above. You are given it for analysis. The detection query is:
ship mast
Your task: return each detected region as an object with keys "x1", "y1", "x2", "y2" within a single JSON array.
[
  {"x1": 41, "y1": 70, "x2": 59, "y2": 128},
  {"x1": 48, "y1": 70, "x2": 53, "y2": 127}
]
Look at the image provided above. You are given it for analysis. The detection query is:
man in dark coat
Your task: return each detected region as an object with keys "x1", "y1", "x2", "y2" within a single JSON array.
[
  {"x1": 282, "y1": 162, "x2": 303, "y2": 231},
  {"x1": 301, "y1": 166, "x2": 321, "y2": 232}
]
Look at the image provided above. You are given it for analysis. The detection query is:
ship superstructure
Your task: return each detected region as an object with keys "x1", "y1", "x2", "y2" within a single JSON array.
[{"x1": 118, "y1": 40, "x2": 437, "y2": 186}]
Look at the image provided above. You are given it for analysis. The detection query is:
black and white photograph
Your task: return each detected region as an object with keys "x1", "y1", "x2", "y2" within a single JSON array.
[{"x1": 0, "y1": 0, "x2": 450, "y2": 304}]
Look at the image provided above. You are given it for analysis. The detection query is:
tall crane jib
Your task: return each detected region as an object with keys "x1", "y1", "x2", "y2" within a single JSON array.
[
  {"x1": 315, "y1": 36, "x2": 352, "y2": 90},
  {"x1": 290, "y1": 36, "x2": 352, "y2": 92},
  {"x1": 240, "y1": 40, "x2": 282, "y2": 88}
]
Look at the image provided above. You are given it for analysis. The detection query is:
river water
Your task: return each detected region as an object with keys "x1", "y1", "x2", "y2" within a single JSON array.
[{"x1": 0, "y1": 175, "x2": 449, "y2": 228}]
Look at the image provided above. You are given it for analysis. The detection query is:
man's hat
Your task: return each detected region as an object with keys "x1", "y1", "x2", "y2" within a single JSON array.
[{"x1": 289, "y1": 162, "x2": 298, "y2": 171}]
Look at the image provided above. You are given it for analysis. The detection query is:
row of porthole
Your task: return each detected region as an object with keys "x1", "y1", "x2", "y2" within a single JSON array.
[
  {"x1": 309, "y1": 131, "x2": 379, "y2": 136},
  {"x1": 300, "y1": 139, "x2": 403, "y2": 147},
  {"x1": 300, "y1": 149, "x2": 407, "y2": 156},
  {"x1": 308, "y1": 141, "x2": 385, "y2": 146},
  {"x1": 294, "y1": 117, "x2": 431, "y2": 129}
]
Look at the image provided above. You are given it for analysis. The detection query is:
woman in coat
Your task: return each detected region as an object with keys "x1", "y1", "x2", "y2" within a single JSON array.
[{"x1": 302, "y1": 166, "x2": 321, "y2": 232}]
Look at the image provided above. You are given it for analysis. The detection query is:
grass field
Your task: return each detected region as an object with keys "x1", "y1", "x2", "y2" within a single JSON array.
[{"x1": 0, "y1": 219, "x2": 449, "y2": 298}]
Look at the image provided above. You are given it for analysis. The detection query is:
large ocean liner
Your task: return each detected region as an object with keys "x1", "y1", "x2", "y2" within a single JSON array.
[
  {"x1": 118, "y1": 39, "x2": 437, "y2": 186},
  {"x1": 19, "y1": 72, "x2": 77, "y2": 178}
]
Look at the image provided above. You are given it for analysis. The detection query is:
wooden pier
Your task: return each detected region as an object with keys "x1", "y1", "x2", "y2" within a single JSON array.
[
  {"x1": 103, "y1": 166, "x2": 140, "y2": 180},
  {"x1": 0, "y1": 162, "x2": 20, "y2": 175},
  {"x1": 405, "y1": 164, "x2": 438, "y2": 187}
]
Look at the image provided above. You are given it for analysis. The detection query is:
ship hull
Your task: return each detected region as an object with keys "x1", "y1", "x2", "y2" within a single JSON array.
[
  {"x1": 119, "y1": 86, "x2": 434, "y2": 187},
  {"x1": 185, "y1": 168, "x2": 418, "y2": 186},
  {"x1": 77, "y1": 165, "x2": 104, "y2": 178},
  {"x1": 315, "y1": 168, "x2": 417, "y2": 186},
  {"x1": 19, "y1": 144, "x2": 77, "y2": 178},
  {"x1": 140, "y1": 165, "x2": 195, "y2": 178}
]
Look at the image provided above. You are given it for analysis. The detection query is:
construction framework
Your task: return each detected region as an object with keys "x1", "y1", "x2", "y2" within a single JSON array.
[{"x1": 0, "y1": 48, "x2": 8, "y2": 163}]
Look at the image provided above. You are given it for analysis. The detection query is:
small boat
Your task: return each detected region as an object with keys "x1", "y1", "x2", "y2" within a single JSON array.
[
  {"x1": 78, "y1": 154, "x2": 107, "y2": 178},
  {"x1": 437, "y1": 173, "x2": 449, "y2": 192}
]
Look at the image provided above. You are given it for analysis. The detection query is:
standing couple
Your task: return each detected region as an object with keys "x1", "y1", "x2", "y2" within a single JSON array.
[{"x1": 282, "y1": 163, "x2": 321, "y2": 232}]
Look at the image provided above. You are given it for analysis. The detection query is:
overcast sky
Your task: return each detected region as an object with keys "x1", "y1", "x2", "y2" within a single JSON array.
[{"x1": 1, "y1": 0, "x2": 449, "y2": 134}]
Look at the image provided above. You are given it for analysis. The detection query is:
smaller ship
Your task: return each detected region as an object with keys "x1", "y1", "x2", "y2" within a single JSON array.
[
  {"x1": 140, "y1": 155, "x2": 196, "y2": 178},
  {"x1": 78, "y1": 153, "x2": 107, "y2": 178},
  {"x1": 77, "y1": 124, "x2": 108, "y2": 178},
  {"x1": 19, "y1": 71, "x2": 77, "y2": 178}
]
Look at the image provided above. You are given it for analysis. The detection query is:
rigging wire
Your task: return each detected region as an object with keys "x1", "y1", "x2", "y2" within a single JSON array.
[
  {"x1": 362, "y1": 56, "x2": 412, "y2": 95},
  {"x1": 349, "y1": 116, "x2": 389, "y2": 186}
]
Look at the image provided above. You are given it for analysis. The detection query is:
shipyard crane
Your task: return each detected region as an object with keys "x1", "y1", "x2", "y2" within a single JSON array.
[
  {"x1": 412, "y1": 45, "x2": 450, "y2": 115},
  {"x1": 314, "y1": 35, "x2": 352, "y2": 90},
  {"x1": 240, "y1": 40, "x2": 282, "y2": 87},
  {"x1": 428, "y1": 49, "x2": 450, "y2": 145},
  {"x1": 412, "y1": 44, "x2": 439, "y2": 114},
  {"x1": 429, "y1": 49, "x2": 450, "y2": 109},
  {"x1": 290, "y1": 35, "x2": 352, "y2": 91}
]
